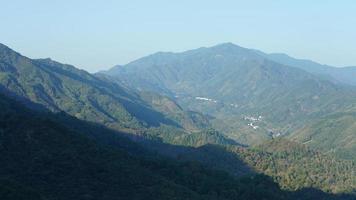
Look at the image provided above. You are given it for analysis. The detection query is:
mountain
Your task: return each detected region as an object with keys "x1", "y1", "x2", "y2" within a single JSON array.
[
  {"x1": 0, "y1": 43, "x2": 234, "y2": 148},
  {"x1": 103, "y1": 43, "x2": 356, "y2": 156},
  {"x1": 0, "y1": 43, "x2": 144, "y2": 130},
  {"x1": 259, "y1": 52, "x2": 356, "y2": 86}
]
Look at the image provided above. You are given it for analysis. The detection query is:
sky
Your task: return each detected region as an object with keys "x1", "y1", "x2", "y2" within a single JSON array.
[{"x1": 1, "y1": 0, "x2": 356, "y2": 72}]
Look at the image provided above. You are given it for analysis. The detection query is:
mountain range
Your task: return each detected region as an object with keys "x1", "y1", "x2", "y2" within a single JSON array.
[
  {"x1": 0, "y1": 43, "x2": 355, "y2": 199},
  {"x1": 103, "y1": 43, "x2": 356, "y2": 159}
]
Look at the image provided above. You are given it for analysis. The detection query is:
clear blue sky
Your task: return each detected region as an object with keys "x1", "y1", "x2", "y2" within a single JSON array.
[{"x1": 1, "y1": 0, "x2": 356, "y2": 72}]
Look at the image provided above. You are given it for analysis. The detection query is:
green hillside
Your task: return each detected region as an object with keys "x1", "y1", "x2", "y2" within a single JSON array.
[
  {"x1": 104, "y1": 43, "x2": 356, "y2": 156},
  {"x1": 290, "y1": 112, "x2": 356, "y2": 159},
  {"x1": 139, "y1": 91, "x2": 212, "y2": 132},
  {"x1": 0, "y1": 43, "x2": 233, "y2": 148},
  {"x1": 177, "y1": 139, "x2": 356, "y2": 194}
]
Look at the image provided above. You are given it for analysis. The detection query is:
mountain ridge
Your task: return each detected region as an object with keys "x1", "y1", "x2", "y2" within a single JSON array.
[
  {"x1": 103, "y1": 43, "x2": 356, "y2": 157},
  {"x1": 258, "y1": 51, "x2": 356, "y2": 86}
]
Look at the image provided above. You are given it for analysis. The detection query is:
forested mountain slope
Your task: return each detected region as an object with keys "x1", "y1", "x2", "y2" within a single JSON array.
[
  {"x1": 0, "y1": 92, "x2": 281, "y2": 200},
  {"x1": 104, "y1": 43, "x2": 356, "y2": 157},
  {"x1": 177, "y1": 139, "x2": 355, "y2": 194},
  {"x1": 290, "y1": 112, "x2": 356, "y2": 159},
  {"x1": 0, "y1": 43, "x2": 233, "y2": 147}
]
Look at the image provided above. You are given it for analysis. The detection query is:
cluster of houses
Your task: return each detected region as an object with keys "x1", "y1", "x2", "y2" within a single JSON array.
[
  {"x1": 195, "y1": 97, "x2": 218, "y2": 103},
  {"x1": 243, "y1": 115, "x2": 263, "y2": 121},
  {"x1": 243, "y1": 115, "x2": 263, "y2": 130},
  {"x1": 247, "y1": 122, "x2": 259, "y2": 130}
]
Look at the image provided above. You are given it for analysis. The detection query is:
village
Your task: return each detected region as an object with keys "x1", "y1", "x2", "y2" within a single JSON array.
[{"x1": 243, "y1": 115, "x2": 263, "y2": 130}]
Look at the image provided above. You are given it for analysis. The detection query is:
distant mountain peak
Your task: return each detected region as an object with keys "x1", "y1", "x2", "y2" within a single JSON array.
[
  {"x1": 207, "y1": 43, "x2": 261, "y2": 58},
  {"x1": 212, "y1": 42, "x2": 244, "y2": 50}
]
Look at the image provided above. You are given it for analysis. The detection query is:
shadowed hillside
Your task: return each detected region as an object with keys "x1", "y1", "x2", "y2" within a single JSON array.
[{"x1": 1, "y1": 92, "x2": 355, "y2": 200}]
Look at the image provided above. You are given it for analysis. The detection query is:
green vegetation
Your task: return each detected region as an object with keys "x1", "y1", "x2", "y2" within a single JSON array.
[
  {"x1": 3, "y1": 93, "x2": 353, "y2": 199},
  {"x1": 139, "y1": 91, "x2": 211, "y2": 132},
  {"x1": 243, "y1": 139, "x2": 355, "y2": 193},
  {"x1": 291, "y1": 112, "x2": 356, "y2": 159},
  {"x1": 177, "y1": 139, "x2": 356, "y2": 194},
  {"x1": 104, "y1": 42, "x2": 356, "y2": 158},
  {"x1": 147, "y1": 126, "x2": 236, "y2": 147}
]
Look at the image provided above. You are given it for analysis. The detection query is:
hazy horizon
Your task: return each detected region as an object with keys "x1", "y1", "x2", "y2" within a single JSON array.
[{"x1": 2, "y1": 0, "x2": 356, "y2": 72}]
